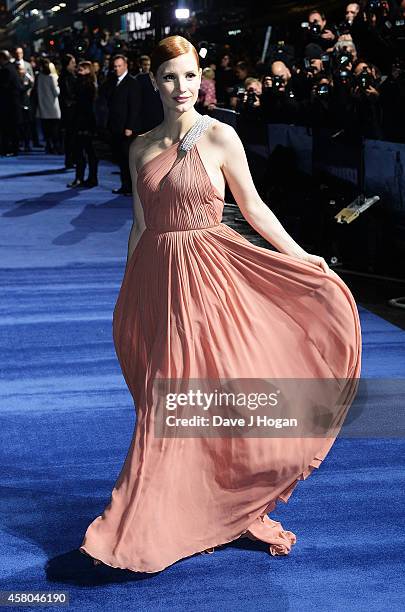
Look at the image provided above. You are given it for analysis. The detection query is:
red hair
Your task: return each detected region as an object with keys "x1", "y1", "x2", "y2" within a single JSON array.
[{"x1": 150, "y1": 35, "x2": 200, "y2": 76}]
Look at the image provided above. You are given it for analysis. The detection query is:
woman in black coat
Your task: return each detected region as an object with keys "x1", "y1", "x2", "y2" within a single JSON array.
[{"x1": 67, "y1": 61, "x2": 98, "y2": 188}]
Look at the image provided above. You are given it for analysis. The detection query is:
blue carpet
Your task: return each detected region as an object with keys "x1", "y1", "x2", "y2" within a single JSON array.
[{"x1": 1, "y1": 153, "x2": 404, "y2": 611}]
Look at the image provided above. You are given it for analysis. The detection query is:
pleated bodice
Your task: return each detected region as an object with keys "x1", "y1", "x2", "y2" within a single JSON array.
[{"x1": 136, "y1": 116, "x2": 224, "y2": 233}]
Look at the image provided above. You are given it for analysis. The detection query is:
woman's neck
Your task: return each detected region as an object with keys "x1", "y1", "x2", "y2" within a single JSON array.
[{"x1": 159, "y1": 109, "x2": 201, "y2": 144}]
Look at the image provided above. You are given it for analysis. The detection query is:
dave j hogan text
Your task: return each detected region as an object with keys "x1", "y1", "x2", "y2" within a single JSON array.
[{"x1": 165, "y1": 415, "x2": 298, "y2": 429}]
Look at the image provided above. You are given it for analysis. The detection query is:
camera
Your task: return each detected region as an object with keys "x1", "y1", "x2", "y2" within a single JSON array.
[
  {"x1": 335, "y1": 68, "x2": 352, "y2": 85},
  {"x1": 271, "y1": 75, "x2": 285, "y2": 91},
  {"x1": 246, "y1": 87, "x2": 258, "y2": 108},
  {"x1": 235, "y1": 86, "x2": 246, "y2": 100},
  {"x1": 356, "y1": 66, "x2": 376, "y2": 90},
  {"x1": 301, "y1": 21, "x2": 322, "y2": 38},
  {"x1": 310, "y1": 21, "x2": 322, "y2": 37},
  {"x1": 303, "y1": 53, "x2": 330, "y2": 74},
  {"x1": 336, "y1": 20, "x2": 352, "y2": 36},
  {"x1": 367, "y1": 0, "x2": 382, "y2": 12},
  {"x1": 335, "y1": 49, "x2": 353, "y2": 68},
  {"x1": 314, "y1": 82, "x2": 330, "y2": 97}
]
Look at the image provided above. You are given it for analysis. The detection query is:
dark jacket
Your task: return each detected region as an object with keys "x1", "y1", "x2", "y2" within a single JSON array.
[
  {"x1": 131, "y1": 72, "x2": 164, "y2": 135},
  {"x1": 74, "y1": 76, "x2": 97, "y2": 134},
  {"x1": 0, "y1": 61, "x2": 22, "y2": 121},
  {"x1": 104, "y1": 72, "x2": 140, "y2": 135},
  {"x1": 58, "y1": 70, "x2": 77, "y2": 123}
]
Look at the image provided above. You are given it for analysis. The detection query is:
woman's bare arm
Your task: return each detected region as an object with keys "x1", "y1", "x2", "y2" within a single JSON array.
[
  {"x1": 213, "y1": 122, "x2": 329, "y2": 271},
  {"x1": 126, "y1": 139, "x2": 147, "y2": 268}
]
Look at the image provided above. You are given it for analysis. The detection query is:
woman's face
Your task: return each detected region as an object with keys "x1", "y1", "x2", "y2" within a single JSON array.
[
  {"x1": 78, "y1": 65, "x2": 90, "y2": 76},
  {"x1": 155, "y1": 50, "x2": 202, "y2": 113}
]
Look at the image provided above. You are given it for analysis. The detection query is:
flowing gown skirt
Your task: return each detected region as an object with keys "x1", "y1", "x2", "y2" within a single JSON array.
[{"x1": 79, "y1": 117, "x2": 362, "y2": 573}]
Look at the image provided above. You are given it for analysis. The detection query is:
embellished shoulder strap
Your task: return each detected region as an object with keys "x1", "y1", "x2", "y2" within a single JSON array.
[
  {"x1": 179, "y1": 114, "x2": 217, "y2": 153},
  {"x1": 157, "y1": 115, "x2": 217, "y2": 192}
]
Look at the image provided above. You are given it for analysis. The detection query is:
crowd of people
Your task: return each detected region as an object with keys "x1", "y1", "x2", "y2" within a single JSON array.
[
  {"x1": 225, "y1": 1, "x2": 405, "y2": 142},
  {"x1": 0, "y1": 0, "x2": 404, "y2": 193},
  {"x1": 0, "y1": 46, "x2": 157, "y2": 192}
]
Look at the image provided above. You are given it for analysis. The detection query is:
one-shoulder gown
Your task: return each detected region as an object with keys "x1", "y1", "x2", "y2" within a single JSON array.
[{"x1": 79, "y1": 114, "x2": 362, "y2": 573}]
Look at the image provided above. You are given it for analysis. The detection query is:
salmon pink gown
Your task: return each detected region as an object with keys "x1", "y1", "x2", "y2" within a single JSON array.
[{"x1": 79, "y1": 114, "x2": 362, "y2": 573}]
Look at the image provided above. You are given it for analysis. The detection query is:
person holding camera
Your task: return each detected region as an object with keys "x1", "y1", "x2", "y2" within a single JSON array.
[
  {"x1": 345, "y1": 3, "x2": 361, "y2": 25},
  {"x1": 328, "y1": 41, "x2": 357, "y2": 126},
  {"x1": 230, "y1": 76, "x2": 262, "y2": 116},
  {"x1": 349, "y1": 59, "x2": 384, "y2": 138},
  {"x1": 229, "y1": 61, "x2": 252, "y2": 109},
  {"x1": 350, "y1": 0, "x2": 395, "y2": 73},
  {"x1": 300, "y1": 9, "x2": 338, "y2": 54},
  {"x1": 260, "y1": 60, "x2": 305, "y2": 125},
  {"x1": 306, "y1": 71, "x2": 340, "y2": 129},
  {"x1": 303, "y1": 43, "x2": 330, "y2": 77}
]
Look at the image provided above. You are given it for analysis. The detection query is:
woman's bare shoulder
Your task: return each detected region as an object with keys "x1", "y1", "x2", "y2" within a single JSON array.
[
  {"x1": 206, "y1": 120, "x2": 241, "y2": 154},
  {"x1": 206, "y1": 120, "x2": 243, "y2": 164},
  {"x1": 130, "y1": 126, "x2": 165, "y2": 170},
  {"x1": 207, "y1": 120, "x2": 238, "y2": 144},
  {"x1": 129, "y1": 129, "x2": 158, "y2": 167}
]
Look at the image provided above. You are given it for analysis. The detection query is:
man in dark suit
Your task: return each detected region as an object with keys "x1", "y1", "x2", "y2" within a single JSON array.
[
  {"x1": 105, "y1": 54, "x2": 139, "y2": 195},
  {"x1": 0, "y1": 50, "x2": 22, "y2": 156},
  {"x1": 14, "y1": 46, "x2": 35, "y2": 80}
]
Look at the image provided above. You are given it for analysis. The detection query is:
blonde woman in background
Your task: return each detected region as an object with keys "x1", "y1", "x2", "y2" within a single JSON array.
[{"x1": 36, "y1": 58, "x2": 62, "y2": 153}]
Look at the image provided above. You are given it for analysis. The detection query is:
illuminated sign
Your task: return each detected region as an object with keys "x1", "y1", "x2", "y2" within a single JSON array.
[{"x1": 125, "y1": 10, "x2": 151, "y2": 32}]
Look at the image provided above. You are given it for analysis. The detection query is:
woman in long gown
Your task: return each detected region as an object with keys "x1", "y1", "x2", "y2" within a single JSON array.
[{"x1": 79, "y1": 36, "x2": 362, "y2": 573}]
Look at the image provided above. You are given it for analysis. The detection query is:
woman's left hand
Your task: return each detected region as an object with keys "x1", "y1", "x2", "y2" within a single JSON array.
[{"x1": 298, "y1": 252, "x2": 331, "y2": 274}]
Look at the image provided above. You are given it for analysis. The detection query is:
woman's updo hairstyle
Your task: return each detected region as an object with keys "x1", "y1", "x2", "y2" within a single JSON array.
[{"x1": 150, "y1": 35, "x2": 200, "y2": 77}]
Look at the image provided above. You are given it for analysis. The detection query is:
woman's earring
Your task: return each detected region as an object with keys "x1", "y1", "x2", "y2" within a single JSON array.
[{"x1": 150, "y1": 72, "x2": 158, "y2": 92}]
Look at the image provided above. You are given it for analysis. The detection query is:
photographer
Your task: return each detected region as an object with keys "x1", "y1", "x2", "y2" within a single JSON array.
[
  {"x1": 229, "y1": 61, "x2": 252, "y2": 109},
  {"x1": 300, "y1": 9, "x2": 338, "y2": 54},
  {"x1": 333, "y1": 3, "x2": 362, "y2": 37},
  {"x1": 350, "y1": 0, "x2": 396, "y2": 72},
  {"x1": 306, "y1": 71, "x2": 340, "y2": 129},
  {"x1": 302, "y1": 43, "x2": 331, "y2": 77},
  {"x1": 328, "y1": 41, "x2": 358, "y2": 127},
  {"x1": 349, "y1": 59, "x2": 384, "y2": 138},
  {"x1": 345, "y1": 3, "x2": 361, "y2": 25},
  {"x1": 297, "y1": 44, "x2": 341, "y2": 129},
  {"x1": 261, "y1": 60, "x2": 306, "y2": 125},
  {"x1": 331, "y1": 40, "x2": 357, "y2": 94},
  {"x1": 298, "y1": 43, "x2": 333, "y2": 104},
  {"x1": 230, "y1": 77, "x2": 262, "y2": 116}
]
